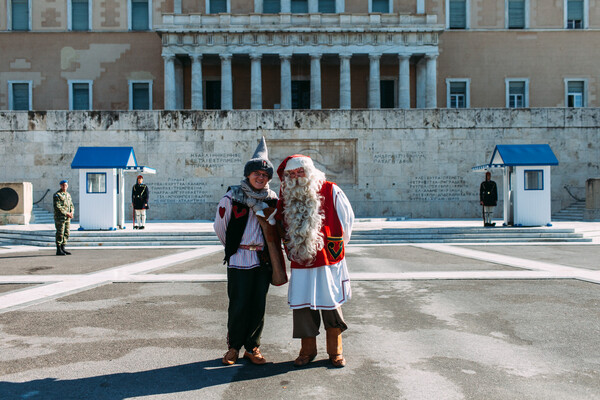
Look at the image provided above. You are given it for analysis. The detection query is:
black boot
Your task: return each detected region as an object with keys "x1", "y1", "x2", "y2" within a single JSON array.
[
  {"x1": 61, "y1": 245, "x2": 71, "y2": 255},
  {"x1": 56, "y1": 245, "x2": 66, "y2": 256}
]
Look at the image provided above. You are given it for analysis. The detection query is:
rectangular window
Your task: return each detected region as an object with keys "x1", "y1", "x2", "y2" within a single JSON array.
[
  {"x1": 524, "y1": 170, "x2": 543, "y2": 190},
  {"x1": 447, "y1": 80, "x2": 468, "y2": 108},
  {"x1": 380, "y1": 80, "x2": 395, "y2": 108},
  {"x1": 449, "y1": 0, "x2": 467, "y2": 29},
  {"x1": 9, "y1": 82, "x2": 31, "y2": 110},
  {"x1": 205, "y1": 80, "x2": 221, "y2": 109},
  {"x1": 130, "y1": 81, "x2": 152, "y2": 110},
  {"x1": 507, "y1": 80, "x2": 526, "y2": 108},
  {"x1": 131, "y1": 0, "x2": 149, "y2": 30},
  {"x1": 70, "y1": 81, "x2": 92, "y2": 110},
  {"x1": 567, "y1": 0, "x2": 583, "y2": 29},
  {"x1": 292, "y1": 80, "x2": 310, "y2": 109},
  {"x1": 71, "y1": 0, "x2": 90, "y2": 31},
  {"x1": 291, "y1": 0, "x2": 308, "y2": 13},
  {"x1": 87, "y1": 173, "x2": 107, "y2": 194},
  {"x1": 263, "y1": 0, "x2": 281, "y2": 13},
  {"x1": 319, "y1": 0, "x2": 336, "y2": 13},
  {"x1": 372, "y1": 0, "x2": 389, "y2": 13},
  {"x1": 209, "y1": 0, "x2": 227, "y2": 13},
  {"x1": 508, "y1": 0, "x2": 525, "y2": 28},
  {"x1": 11, "y1": 0, "x2": 29, "y2": 31},
  {"x1": 567, "y1": 80, "x2": 585, "y2": 107}
]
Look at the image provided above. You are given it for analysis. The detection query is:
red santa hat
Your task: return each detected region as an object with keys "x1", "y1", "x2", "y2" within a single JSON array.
[{"x1": 277, "y1": 154, "x2": 315, "y2": 180}]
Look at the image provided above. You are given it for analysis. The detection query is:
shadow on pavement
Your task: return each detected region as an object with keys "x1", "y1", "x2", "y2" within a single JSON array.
[{"x1": 0, "y1": 358, "x2": 322, "y2": 399}]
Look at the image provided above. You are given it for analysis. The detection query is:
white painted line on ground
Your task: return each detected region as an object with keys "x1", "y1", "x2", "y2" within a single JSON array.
[
  {"x1": 0, "y1": 247, "x2": 221, "y2": 314},
  {"x1": 412, "y1": 244, "x2": 588, "y2": 274}
]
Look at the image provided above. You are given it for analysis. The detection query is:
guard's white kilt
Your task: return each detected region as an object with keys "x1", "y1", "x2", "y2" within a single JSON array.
[{"x1": 287, "y1": 259, "x2": 352, "y2": 310}]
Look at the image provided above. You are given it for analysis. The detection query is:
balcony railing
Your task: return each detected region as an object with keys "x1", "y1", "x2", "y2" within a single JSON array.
[{"x1": 158, "y1": 13, "x2": 440, "y2": 31}]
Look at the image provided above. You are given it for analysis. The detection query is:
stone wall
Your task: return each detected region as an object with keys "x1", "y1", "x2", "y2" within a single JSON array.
[{"x1": 0, "y1": 109, "x2": 598, "y2": 220}]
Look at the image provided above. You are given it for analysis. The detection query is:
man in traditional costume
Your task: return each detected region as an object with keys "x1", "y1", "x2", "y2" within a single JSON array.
[
  {"x1": 132, "y1": 175, "x2": 149, "y2": 229},
  {"x1": 276, "y1": 154, "x2": 354, "y2": 368},
  {"x1": 480, "y1": 171, "x2": 498, "y2": 227},
  {"x1": 214, "y1": 137, "x2": 280, "y2": 366}
]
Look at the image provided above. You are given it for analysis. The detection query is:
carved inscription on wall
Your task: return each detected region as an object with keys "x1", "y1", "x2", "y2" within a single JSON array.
[
  {"x1": 152, "y1": 178, "x2": 210, "y2": 204},
  {"x1": 409, "y1": 176, "x2": 477, "y2": 201},
  {"x1": 269, "y1": 139, "x2": 357, "y2": 185},
  {"x1": 185, "y1": 153, "x2": 243, "y2": 168},
  {"x1": 373, "y1": 151, "x2": 426, "y2": 164}
]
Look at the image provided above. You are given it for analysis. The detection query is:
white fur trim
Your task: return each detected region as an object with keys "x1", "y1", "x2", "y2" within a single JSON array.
[{"x1": 284, "y1": 156, "x2": 314, "y2": 171}]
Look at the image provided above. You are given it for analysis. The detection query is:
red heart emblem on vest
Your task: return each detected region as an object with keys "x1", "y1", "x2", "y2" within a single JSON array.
[
  {"x1": 219, "y1": 207, "x2": 226, "y2": 218},
  {"x1": 232, "y1": 205, "x2": 247, "y2": 219}
]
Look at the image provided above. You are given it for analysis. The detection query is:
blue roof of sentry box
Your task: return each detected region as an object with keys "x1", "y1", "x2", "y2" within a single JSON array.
[
  {"x1": 71, "y1": 147, "x2": 138, "y2": 169},
  {"x1": 473, "y1": 144, "x2": 559, "y2": 171},
  {"x1": 490, "y1": 144, "x2": 559, "y2": 167}
]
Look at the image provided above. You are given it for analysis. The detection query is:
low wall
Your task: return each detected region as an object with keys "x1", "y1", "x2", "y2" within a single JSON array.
[{"x1": 0, "y1": 109, "x2": 598, "y2": 220}]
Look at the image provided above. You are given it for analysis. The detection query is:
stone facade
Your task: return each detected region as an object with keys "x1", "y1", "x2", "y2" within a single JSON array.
[{"x1": 0, "y1": 109, "x2": 597, "y2": 220}]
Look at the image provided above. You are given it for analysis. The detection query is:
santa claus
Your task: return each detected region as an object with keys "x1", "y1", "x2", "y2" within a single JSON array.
[{"x1": 276, "y1": 154, "x2": 354, "y2": 368}]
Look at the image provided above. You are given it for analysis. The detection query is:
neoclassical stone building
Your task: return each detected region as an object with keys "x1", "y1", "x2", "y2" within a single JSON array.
[{"x1": 1, "y1": 0, "x2": 599, "y2": 111}]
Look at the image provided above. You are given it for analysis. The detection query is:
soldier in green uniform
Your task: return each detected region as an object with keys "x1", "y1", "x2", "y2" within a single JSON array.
[{"x1": 54, "y1": 179, "x2": 74, "y2": 256}]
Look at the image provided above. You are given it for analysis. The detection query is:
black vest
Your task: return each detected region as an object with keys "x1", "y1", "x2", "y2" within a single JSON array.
[{"x1": 223, "y1": 186, "x2": 277, "y2": 265}]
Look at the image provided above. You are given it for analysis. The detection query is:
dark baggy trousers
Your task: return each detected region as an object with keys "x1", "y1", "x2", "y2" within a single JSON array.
[
  {"x1": 292, "y1": 307, "x2": 348, "y2": 338},
  {"x1": 226, "y1": 264, "x2": 271, "y2": 351}
]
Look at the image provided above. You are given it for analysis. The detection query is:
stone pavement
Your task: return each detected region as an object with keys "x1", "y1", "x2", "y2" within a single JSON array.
[{"x1": 0, "y1": 220, "x2": 599, "y2": 399}]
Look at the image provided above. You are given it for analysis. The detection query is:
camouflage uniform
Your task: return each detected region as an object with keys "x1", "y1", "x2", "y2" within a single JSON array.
[{"x1": 53, "y1": 190, "x2": 74, "y2": 246}]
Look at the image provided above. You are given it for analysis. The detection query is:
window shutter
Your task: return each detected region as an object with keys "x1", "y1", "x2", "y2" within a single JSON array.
[
  {"x1": 567, "y1": 0, "x2": 583, "y2": 21},
  {"x1": 372, "y1": 0, "x2": 389, "y2": 13},
  {"x1": 132, "y1": 0, "x2": 149, "y2": 30},
  {"x1": 72, "y1": 0, "x2": 89, "y2": 31},
  {"x1": 449, "y1": 0, "x2": 466, "y2": 29},
  {"x1": 450, "y1": 81, "x2": 467, "y2": 96},
  {"x1": 132, "y1": 83, "x2": 150, "y2": 110},
  {"x1": 509, "y1": 81, "x2": 525, "y2": 95},
  {"x1": 568, "y1": 81, "x2": 584, "y2": 94},
  {"x1": 291, "y1": 0, "x2": 308, "y2": 13},
  {"x1": 12, "y1": 83, "x2": 29, "y2": 110},
  {"x1": 508, "y1": 0, "x2": 525, "y2": 28},
  {"x1": 319, "y1": 0, "x2": 336, "y2": 13},
  {"x1": 72, "y1": 83, "x2": 90, "y2": 110},
  {"x1": 210, "y1": 0, "x2": 227, "y2": 13},
  {"x1": 12, "y1": 0, "x2": 29, "y2": 31},
  {"x1": 263, "y1": 0, "x2": 281, "y2": 13}
]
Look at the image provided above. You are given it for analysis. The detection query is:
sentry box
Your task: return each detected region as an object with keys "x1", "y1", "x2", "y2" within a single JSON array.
[
  {"x1": 473, "y1": 144, "x2": 559, "y2": 227},
  {"x1": 71, "y1": 147, "x2": 155, "y2": 230}
]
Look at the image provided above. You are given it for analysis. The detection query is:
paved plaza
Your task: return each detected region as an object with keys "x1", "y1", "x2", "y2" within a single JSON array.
[{"x1": 0, "y1": 221, "x2": 599, "y2": 399}]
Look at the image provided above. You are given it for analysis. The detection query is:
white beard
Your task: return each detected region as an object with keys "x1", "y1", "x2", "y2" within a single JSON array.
[{"x1": 282, "y1": 172, "x2": 326, "y2": 265}]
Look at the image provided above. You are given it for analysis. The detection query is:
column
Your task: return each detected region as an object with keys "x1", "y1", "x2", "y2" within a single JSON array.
[
  {"x1": 280, "y1": 54, "x2": 292, "y2": 109},
  {"x1": 191, "y1": 54, "x2": 203, "y2": 110},
  {"x1": 281, "y1": 0, "x2": 291, "y2": 13},
  {"x1": 220, "y1": 53, "x2": 233, "y2": 110},
  {"x1": 310, "y1": 53, "x2": 322, "y2": 110},
  {"x1": 255, "y1": 0, "x2": 263, "y2": 13},
  {"x1": 398, "y1": 54, "x2": 410, "y2": 109},
  {"x1": 417, "y1": 0, "x2": 425, "y2": 13},
  {"x1": 425, "y1": 54, "x2": 438, "y2": 108},
  {"x1": 308, "y1": 0, "x2": 318, "y2": 13},
  {"x1": 339, "y1": 53, "x2": 352, "y2": 109},
  {"x1": 174, "y1": 0, "x2": 182, "y2": 13},
  {"x1": 250, "y1": 53, "x2": 262, "y2": 109},
  {"x1": 416, "y1": 58, "x2": 426, "y2": 108},
  {"x1": 368, "y1": 53, "x2": 381, "y2": 109},
  {"x1": 163, "y1": 54, "x2": 176, "y2": 110},
  {"x1": 336, "y1": 0, "x2": 345, "y2": 12}
]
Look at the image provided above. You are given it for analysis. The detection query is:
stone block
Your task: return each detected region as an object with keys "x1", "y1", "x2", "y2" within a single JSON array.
[
  {"x1": 0, "y1": 182, "x2": 32, "y2": 225},
  {"x1": 546, "y1": 108, "x2": 565, "y2": 127},
  {"x1": 508, "y1": 109, "x2": 532, "y2": 128}
]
